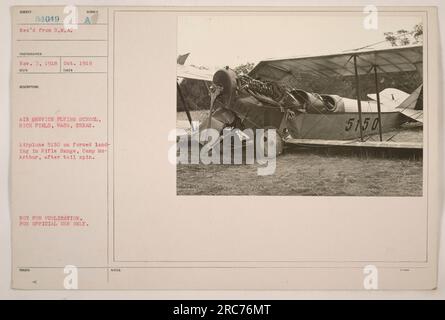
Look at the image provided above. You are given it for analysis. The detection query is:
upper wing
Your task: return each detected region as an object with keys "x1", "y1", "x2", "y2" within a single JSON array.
[
  {"x1": 177, "y1": 64, "x2": 213, "y2": 81},
  {"x1": 249, "y1": 45, "x2": 423, "y2": 83}
]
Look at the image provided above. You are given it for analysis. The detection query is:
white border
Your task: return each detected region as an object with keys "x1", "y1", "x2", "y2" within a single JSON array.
[{"x1": 1, "y1": 0, "x2": 444, "y2": 299}]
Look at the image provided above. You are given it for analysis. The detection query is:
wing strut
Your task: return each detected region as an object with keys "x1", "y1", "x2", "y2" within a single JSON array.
[
  {"x1": 373, "y1": 65, "x2": 383, "y2": 141},
  {"x1": 176, "y1": 81, "x2": 193, "y2": 128},
  {"x1": 353, "y1": 55, "x2": 364, "y2": 142}
]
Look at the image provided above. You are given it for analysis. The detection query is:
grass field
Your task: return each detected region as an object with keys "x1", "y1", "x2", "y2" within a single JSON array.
[
  {"x1": 176, "y1": 112, "x2": 423, "y2": 196},
  {"x1": 177, "y1": 148, "x2": 422, "y2": 196}
]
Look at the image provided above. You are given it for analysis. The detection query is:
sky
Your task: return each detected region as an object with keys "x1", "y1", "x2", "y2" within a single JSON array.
[{"x1": 177, "y1": 13, "x2": 422, "y2": 69}]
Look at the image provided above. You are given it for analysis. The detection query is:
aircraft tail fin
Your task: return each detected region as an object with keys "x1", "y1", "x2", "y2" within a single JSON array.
[
  {"x1": 396, "y1": 85, "x2": 423, "y2": 123},
  {"x1": 397, "y1": 85, "x2": 423, "y2": 110}
]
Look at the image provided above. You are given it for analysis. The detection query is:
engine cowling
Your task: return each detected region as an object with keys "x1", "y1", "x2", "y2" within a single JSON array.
[
  {"x1": 320, "y1": 94, "x2": 345, "y2": 113},
  {"x1": 290, "y1": 90, "x2": 345, "y2": 113},
  {"x1": 290, "y1": 90, "x2": 325, "y2": 113}
]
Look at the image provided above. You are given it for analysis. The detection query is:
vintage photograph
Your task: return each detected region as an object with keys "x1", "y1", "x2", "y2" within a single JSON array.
[{"x1": 176, "y1": 13, "x2": 424, "y2": 196}]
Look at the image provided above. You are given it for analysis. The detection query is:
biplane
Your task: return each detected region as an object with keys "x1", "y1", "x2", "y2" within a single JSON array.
[{"x1": 176, "y1": 45, "x2": 423, "y2": 155}]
